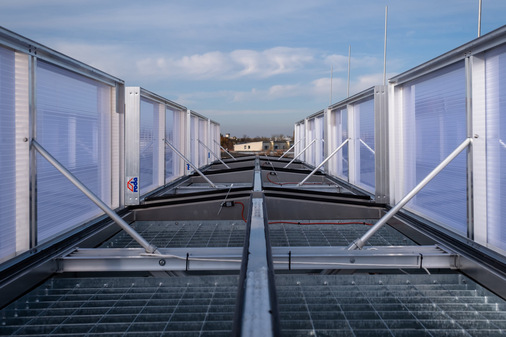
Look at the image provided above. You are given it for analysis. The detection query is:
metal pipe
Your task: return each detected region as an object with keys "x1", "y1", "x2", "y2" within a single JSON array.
[
  {"x1": 278, "y1": 138, "x2": 301, "y2": 160},
  {"x1": 360, "y1": 138, "x2": 375, "y2": 155},
  {"x1": 214, "y1": 139, "x2": 236, "y2": 160},
  {"x1": 284, "y1": 138, "x2": 316, "y2": 168},
  {"x1": 478, "y1": 0, "x2": 482, "y2": 37},
  {"x1": 165, "y1": 140, "x2": 218, "y2": 188},
  {"x1": 198, "y1": 139, "x2": 230, "y2": 169},
  {"x1": 348, "y1": 138, "x2": 472, "y2": 250},
  {"x1": 31, "y1": 140, "x2": 159, "y2": 254},
  {"x1": 383, "y1": 5, "x2": 388, "y2": 86},
  {"x1": 297, "y1": 139, "x2": 349, "y2": 186}
]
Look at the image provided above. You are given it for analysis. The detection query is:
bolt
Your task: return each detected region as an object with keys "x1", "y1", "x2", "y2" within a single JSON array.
[{"x1": 159, "y1": 259, "x2": 166, "y2": 266}]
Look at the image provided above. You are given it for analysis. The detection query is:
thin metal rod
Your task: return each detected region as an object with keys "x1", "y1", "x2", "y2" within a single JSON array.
[
  {"x1": 214, "y1": 139, "x2": 236, "y2": 160},
  {"x1": 360, "y1": 138, "x2": 375, "y2": 155},
  {"x1": 298, "y1": 139, "x2": 349, "y2": 186},
  {"x1": 348, "y1": 138, "x2": 472, "y2": 250},
  {"x1": 165, "y1": 140, "x2": 218, "y2": 188},
  {"x1": 347, "y1": 45, "x2": 351, "y2": 97},
  {"x1": 383, "y1": 5, "x2": 388, "y2": 86},
  {"x1": 284, "y1": 138, "x2": 316, "y2": 168},
  {"x1": 31, "y1": 140, "x2": 159, "y2": 254},
  {"x1": 330, "y1": 65, "x2": 333, "y2": 106},
  {"x1": 478, "y1": 0, "x2": 482, "y2": 37},
  {"x1": 198, "y1": 139, "x2": 230, "y2": 169},
  {"x1": 278, "y1": 139, "x2": 301, "y2": 160}
]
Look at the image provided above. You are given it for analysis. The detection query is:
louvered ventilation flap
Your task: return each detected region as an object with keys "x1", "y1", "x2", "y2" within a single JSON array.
[
  {"x1": 276, "y1": 274, "x2": 506, "y2": 337},
  {"x1": 0, "y1": 276, "x2": 238, "y2": 336},
  {"x1": 100, "y1": 221, "x2": 247, "y2": 248}
]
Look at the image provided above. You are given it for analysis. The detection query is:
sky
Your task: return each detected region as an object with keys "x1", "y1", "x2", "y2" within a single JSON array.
[{"x1": 1, "y1": 1, "x2": 505, "y2": 137}]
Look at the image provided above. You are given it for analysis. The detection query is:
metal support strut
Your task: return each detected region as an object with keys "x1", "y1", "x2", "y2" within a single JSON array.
[
  {"x1": 165, "y1": 140, "x2": 218, "y2": 188},
  {"x1": 32, "y1": 140, "x2": 159, "y2": 254},
  {"x1": 214, "y1": 139, "x2": 236, "y2": 160},
  {"x1": 348, "y1": 138, "x2": 472, "y2": 250},
  {"x1": 198, "y1": 139, "x2": 230, "y2": 169},
  {"x1": 278, "y1": 138, "x2": 302, "y2": 160},
  {"x1": 298, "y1": 138, "x2": 349, "y2": 186},
  {"x1": 284, "y1": 138, "x2": 316, "y2": 168}
]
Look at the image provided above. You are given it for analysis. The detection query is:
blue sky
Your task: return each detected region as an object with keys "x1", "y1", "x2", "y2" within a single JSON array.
[{"x1": 1, "y1": 0, "x2": 505, "y2": 137}]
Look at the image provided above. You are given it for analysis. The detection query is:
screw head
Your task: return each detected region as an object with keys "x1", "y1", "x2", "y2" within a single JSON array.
[{"x1": 159, "y1": 259, "x2": 166, "y2": 266}]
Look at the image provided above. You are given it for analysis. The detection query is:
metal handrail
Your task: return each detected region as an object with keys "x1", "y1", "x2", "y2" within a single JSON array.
[
  {"x1": 32, "y1": 140, "x2": 159, "y2": 254},
  {"x1": 347, "y1": 137, "x2": 472, "y2": 250},
  {"x1": 298, "y1": 138, "x2": 350, "y2": 186},
  {"x1": 165, "y1": 140, "x2": 218, "y2": 188}
]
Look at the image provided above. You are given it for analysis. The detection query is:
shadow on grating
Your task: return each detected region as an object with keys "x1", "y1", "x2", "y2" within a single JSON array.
[
  {"x1": 0, "y1": 276, "x2": 238, "y2": 337},
  {"x1": 100, "y1": 221, "x2": 247, "y2": 248},
  {"x1": 269, "y1": 222, "x2": 416, "y2": 247},
  {"x1": 276, "y1": 274, "x2": 506, "y2": 337}
]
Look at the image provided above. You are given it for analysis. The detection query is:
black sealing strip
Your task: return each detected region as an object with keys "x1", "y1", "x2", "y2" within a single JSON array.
[
  {"x1": 145, "y1": 186, "x2": 252, "y2": 202},
  {"x1": 264, "y1": 191, "x2": 385, "y2": 208},
  {"x1": 131, "y1": 192, "x2": 252, "y2": 209},
  {"x1": 263, "y1": 186, "x2": 371, "y2": 200}
]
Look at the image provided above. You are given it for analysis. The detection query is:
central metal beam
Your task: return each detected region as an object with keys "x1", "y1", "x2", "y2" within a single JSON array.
[{"x1": 59, "y1": 245, "x2": 457, "y2": 272}]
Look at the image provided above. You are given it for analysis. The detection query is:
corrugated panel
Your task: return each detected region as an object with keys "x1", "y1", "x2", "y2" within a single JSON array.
[
  {"x1": 269, "y1": 223, "x2": 415, "y2": 247},
  {"x1": 101, "y1": 221, "x2": 246, "y2": 248},
  {"x1": 0, "y1": 276, "x2": 238, "y2": 336},
  {"x1": 276, "y1": 274, "x2": 506, "y2": 337}
]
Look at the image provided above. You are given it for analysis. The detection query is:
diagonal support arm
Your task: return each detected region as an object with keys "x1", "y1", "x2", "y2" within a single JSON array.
[
  {"x1": 347, "y1": 138, "x2": 472, "y2": 250},
  {"x1": 165, "y1": 140, "x2": 218, "y2": 188},
  {"x1": 32, "y1": 140, "x2": 159, "y2": 254},
  {"x1": 278, "y1": 139, "x2": 302, "y2": 160},
  {"x1": 198, "y1": 139, "x2": 230, "y2": 169},
  {"x1": 214, "y1": 140, "x2": 236, "y2": 160},
  {"x1": 284, "y1": 138, "x2": 316, "y2": 168},
  {"x1": 297, "y1": 138, "x2": 350, "y2": 186}
]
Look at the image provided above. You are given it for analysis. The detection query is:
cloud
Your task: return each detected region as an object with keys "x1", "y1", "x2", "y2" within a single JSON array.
[{"x1": 136, "y1": 47, "x2": 314, "y2": 80}]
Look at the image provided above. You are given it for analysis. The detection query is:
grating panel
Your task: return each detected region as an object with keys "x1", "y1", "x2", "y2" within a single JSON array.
[
  {"x1": 269, "y1": 222, "x2": 416, "y2": 247},
  {"x1": 101, "y1": 221, "x2": 246, "y2": 248},
  {"x1": 276, "y1": 274, "x2": 506, "y2": 337},
  {"x1": 0, "y1": 276, "x2": 238, "y2": 336}
]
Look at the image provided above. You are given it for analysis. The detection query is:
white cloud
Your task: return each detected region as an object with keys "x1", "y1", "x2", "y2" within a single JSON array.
[{"x1": 136, "y1": 47, "x2": 314, "y2": 80}]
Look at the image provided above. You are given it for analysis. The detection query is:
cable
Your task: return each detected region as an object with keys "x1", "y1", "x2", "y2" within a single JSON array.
[
  {"x1": 235, "y1": 201, "x2": 247, "y2": 223},
  {"x1": 268, "y1": 221, "x2": 374, "y2": 226}
]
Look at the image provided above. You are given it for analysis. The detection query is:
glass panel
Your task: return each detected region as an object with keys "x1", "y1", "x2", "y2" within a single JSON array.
[
  {"x1": 36, "y1": 61, "x2": 111, "y2": 242},
  {"x1": 0, "y1": 47, "x2": 16, "y2": 260},
  {"x1": 485, "y1": 45, "x2": 506, "y2": 251},
  {"x1": 402, "y1": 62, "x2": 467, "y2": 234},
  {"x1": 140, "y1": 98, "x2": 158, "y2": 194},
  {"x1": 356, "y1": 98, "x2": 375, "y2": 191}
]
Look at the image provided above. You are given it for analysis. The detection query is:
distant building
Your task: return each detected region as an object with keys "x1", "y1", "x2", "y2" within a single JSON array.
[{"x1": 233, "y1": 140, "x2": 292, "y2": 153}]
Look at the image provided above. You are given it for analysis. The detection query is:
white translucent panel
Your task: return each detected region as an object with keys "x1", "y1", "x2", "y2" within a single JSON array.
[
  {"x1": 329, "y1": 108, "x2": 348, "y2": 180},
  {"x1": 307, "y1": 119, "x2": 315, "y2": 166},
  {"x1": 402, "y1": 62, "x2": 467, "y2": 234},
  {"x1": 139, "y1": 98, "x2": 159, "y2": 194},
  {"x1": 165, "y1": 108, "x2": 175, "y2": 182},
  {"x1": 36, "y1": 61, "x2": 111, "y2": 242},
  {"x1": 295, "y1": 123, "x2": 305, "y2": 161},
  {"x1": 0, "y1": 47, "x2": 16, "y2": 260},
  {"x1": 356, "y1": 98, "x2": 375, "y2": 191},
  {"x1": 485, "y1": 45, "x2": 506, "y2": 251},
  {"x1": 314, "y1": 116, "x2": 324, "y2": 165},
  {"x1": 198, "y1": 118, "x2": 207, "y2": 166}
]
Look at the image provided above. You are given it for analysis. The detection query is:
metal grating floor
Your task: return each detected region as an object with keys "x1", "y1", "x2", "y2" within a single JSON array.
[
  {"x1": 276, "y1": 274, "x2": 506, "y2": 337},
  {"x1": 269, "y1": 222, "x2": 416, "y2": 247},
  {"x1": 101, "y1": 221, "x2": 246, "y2": 248},
  {"x1": 0, "y1": 276, "x2": 238, "y2": 337}
]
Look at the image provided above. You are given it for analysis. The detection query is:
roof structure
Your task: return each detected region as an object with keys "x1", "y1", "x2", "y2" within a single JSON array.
[{"x1": 1, "y1": 25, "x2": 506, "y2": 337}]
